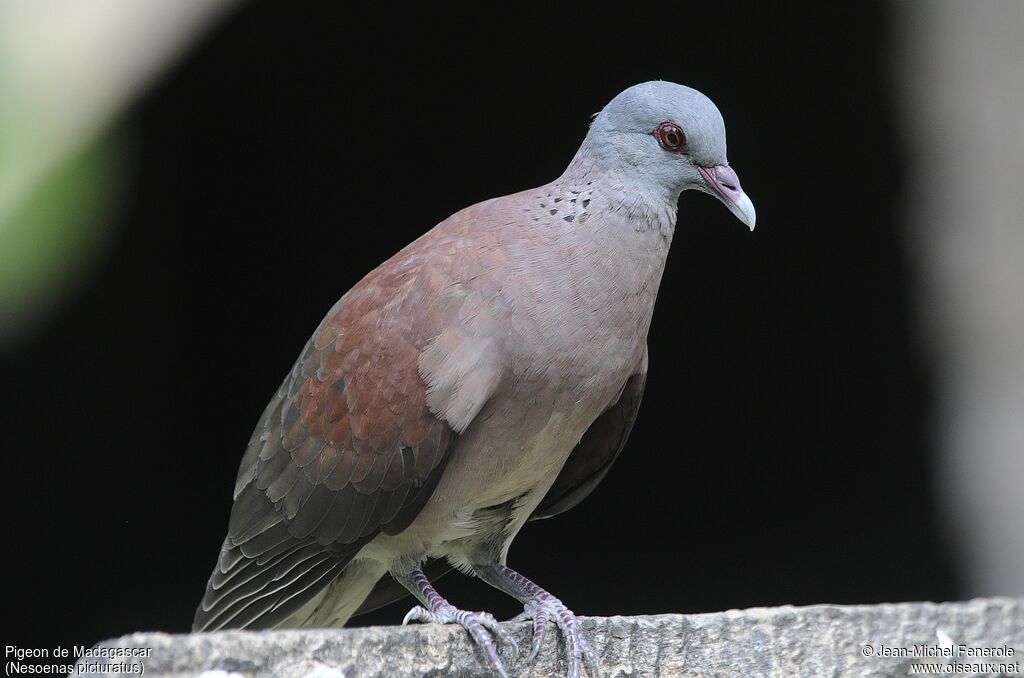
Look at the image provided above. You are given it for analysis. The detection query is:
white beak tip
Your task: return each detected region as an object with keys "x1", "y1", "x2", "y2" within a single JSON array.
[{"x1": 731, "y1": 192, "x2": 756, "y2": 231}]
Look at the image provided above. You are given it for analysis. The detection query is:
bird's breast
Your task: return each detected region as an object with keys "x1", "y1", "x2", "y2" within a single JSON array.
[
  {"x1": 499, "y1": 230, "x2": 664, "y2": 390},
  {"x1": 369, "y1": 201, "x2": 669, "y2": 557}
]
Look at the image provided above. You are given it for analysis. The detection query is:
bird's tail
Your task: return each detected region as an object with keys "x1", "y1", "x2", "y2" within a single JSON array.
[
  {"x1": 286, "y1": 558, "x2": 388, "y2": 628},
  {"x1": 192, "y1": 527, "x2": 383, "y2": 631}
]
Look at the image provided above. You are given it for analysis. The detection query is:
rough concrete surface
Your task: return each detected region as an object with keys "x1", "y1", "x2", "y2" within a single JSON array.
[{"x1": 76, "y1": 597, "x2": 1023, "y2": 677}]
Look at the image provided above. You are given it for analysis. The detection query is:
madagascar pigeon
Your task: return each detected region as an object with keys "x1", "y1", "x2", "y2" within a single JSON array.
[{"x1": 194, "y1": 80, "x2": 755, "y2": 678}]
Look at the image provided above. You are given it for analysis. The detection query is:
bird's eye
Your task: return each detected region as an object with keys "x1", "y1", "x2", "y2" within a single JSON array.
[{"x1": 654, "y1": 121, "x2": 687, "y2": 153}]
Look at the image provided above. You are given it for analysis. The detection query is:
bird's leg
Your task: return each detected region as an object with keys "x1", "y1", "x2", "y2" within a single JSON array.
[
  {"x1": 395, "y1": 567, "x2": 517, "y2": 678},
  {"x1": 474, "y1": 564, "x2": 600, "y2": 678}
]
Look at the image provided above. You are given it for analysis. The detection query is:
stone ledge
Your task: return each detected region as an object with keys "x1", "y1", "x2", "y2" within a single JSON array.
[{"x1": 77, "y1": 597, "x2": 1024, "y2": 677}]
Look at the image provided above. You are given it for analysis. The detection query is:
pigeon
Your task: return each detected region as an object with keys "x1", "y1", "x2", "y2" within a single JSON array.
[{"x1": 193, "y1": 80, "x2": 755, "y2": 678}]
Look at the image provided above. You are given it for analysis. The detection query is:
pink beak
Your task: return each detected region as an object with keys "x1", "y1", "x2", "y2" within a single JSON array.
[{"x1": 698, "y1": 165, "x2": 757, "y2": 230}]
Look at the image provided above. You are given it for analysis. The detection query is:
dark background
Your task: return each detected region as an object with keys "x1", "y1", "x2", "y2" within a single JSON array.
[{"x1": 4, "y1": 1, "x2": 958, "y2": 653}]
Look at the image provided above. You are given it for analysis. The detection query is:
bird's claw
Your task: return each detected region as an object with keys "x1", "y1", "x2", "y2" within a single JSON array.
[
  {"x1": 513, "y1": 596, "x2": 600, "y2": 678},
  {"x1": 403, "y1": 602, "x2": 517, "y2": 678}
]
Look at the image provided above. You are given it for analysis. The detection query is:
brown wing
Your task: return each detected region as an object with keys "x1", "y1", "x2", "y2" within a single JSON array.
[
  {"x1": 531, "y1": 367, "x2": 647, "y2": 520},
  {"x1": 194, "y1": 252, "x2": 464, "y2": 631}
]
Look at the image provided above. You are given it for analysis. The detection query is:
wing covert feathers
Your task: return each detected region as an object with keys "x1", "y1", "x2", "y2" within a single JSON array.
[{"x1": 194, "y1": 228, "x2": 505, "y2": 630}]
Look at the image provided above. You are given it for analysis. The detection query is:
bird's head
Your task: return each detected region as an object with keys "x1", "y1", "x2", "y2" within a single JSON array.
[{"x1": 580, "y1": 80, "x2": 756, "y2": 230}]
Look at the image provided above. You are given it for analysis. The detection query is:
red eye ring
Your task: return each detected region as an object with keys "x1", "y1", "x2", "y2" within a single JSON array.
[{"x1": 654, "y1": 121, "x2": 687, "y2": 153}]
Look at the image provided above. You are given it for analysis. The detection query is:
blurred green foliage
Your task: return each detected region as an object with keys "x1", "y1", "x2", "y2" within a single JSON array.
[{"x1": 0, "y1": 129, "x2": 126, "y2": 346}]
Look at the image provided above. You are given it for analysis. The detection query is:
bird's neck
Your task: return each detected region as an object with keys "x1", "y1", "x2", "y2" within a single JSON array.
[
  {"x1": 558, "y1": 152, "x2": 680, "y2": 239},
  {"x1": 523, "y1": 158, "x2": 678, "y2": 334}
]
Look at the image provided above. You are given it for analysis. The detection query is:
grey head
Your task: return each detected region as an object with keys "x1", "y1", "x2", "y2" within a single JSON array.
[{"x1": 576, "y1": 80, "x2": 756, "y2": 230}]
